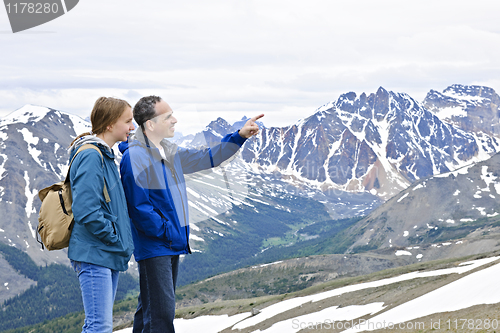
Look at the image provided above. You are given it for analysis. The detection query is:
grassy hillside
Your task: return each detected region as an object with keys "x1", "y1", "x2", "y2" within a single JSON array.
[
  {"x1": 120, "y1": 251, "x2": 500, "y2": 332},
  {"x1": 0, "y1": 244, "x2": 138, "y2": 332},
  {"x1": 11, "y1": 249, "x2": 500, "y2": 332},
  {"x1": 2, "y1": 297, "x2": 138, "y2": 333}
]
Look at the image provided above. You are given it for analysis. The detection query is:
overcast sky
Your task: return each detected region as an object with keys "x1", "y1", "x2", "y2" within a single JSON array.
[{"x1": 1, "y1": 0, "x2": 499, "y2": 135}]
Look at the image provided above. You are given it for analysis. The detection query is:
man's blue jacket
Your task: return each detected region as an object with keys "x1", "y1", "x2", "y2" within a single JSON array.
[{"x1": 119, "y1": 129, "x2": 246, "y2": 262}]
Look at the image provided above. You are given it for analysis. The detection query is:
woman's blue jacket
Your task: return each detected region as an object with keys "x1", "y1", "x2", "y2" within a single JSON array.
[{"x1": 68, "y1": 137, "x2": 134, "y2": 272}]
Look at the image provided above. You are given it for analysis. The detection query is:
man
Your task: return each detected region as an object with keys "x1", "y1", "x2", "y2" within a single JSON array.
[{"x1": 119, "y1": 95, "x2": 263, "y2": 333}]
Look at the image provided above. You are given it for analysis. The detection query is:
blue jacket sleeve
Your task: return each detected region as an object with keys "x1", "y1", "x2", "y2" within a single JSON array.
[
  {"x1": 179, "y1": 130, "x2": 246, "y2": 174},
  {"x1": 120, "y1": 151, "x2": 169, "y2": 240},
  {"x1": 70, "y1": 150, "x2": 118, "y2": 245}
]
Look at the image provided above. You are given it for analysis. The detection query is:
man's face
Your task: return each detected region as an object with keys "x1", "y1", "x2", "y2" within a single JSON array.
[{"x1": 149, "y1": 100, "x2": 177, "y2": 138}]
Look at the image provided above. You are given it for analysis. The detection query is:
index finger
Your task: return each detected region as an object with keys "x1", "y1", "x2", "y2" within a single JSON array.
[{"x1": 250, "y1": 113, "x2": 265, "y2": 122}]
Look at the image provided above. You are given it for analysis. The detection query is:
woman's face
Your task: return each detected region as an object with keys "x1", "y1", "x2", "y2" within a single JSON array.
[{"x1": 109, "y1": 106, "x2": 135, "y2": 143}]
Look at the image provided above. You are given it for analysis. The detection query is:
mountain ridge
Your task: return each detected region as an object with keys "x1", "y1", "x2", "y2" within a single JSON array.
[
  {"x1": 1, "y1": 84, "x2": 500, "y2": 325},
  {"x1": 217, "y1": 85, "x2": 500, "y2": 200}
]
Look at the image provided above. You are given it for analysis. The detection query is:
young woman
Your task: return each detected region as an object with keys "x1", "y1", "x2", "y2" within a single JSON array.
[{"x1": 68, "y1": 97, "x2": 135, "y2": 332}]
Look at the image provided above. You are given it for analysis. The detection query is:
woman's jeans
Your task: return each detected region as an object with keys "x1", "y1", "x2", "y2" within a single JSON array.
[
  {"x1": 71, "y1": 260, "x2": 119, "y2": 333},
  {"x1": 133, "y1": 255, "x2": 179, "y2": 333}
]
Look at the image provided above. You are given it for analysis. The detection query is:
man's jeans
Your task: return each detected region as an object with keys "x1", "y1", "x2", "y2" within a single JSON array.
[
  {"x1": 133, "y1": 255, "x2": 179, "y2": 333},
  {"x1": 71, "y1": 260, "x2": 119, "y2": 333}
]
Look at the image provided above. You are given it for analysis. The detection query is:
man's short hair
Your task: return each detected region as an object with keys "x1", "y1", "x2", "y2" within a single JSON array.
[{"x1": 133, "y1": 95, "x2": 162, "y2": 128}]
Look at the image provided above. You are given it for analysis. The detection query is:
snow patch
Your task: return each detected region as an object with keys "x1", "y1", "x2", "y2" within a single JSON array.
[
  {"x1": 253, "y1": 261, "x2": 283, "y2": 268},
  {"x1": 189, "y1": 234, "x2": 205, "y2": 242},
  {"x1": 479, "y1": 165, "x2": 496, "y2": 192},
  {"x1": 397, "y1": 193, "x2": 409, "y2": 203},
  {"x1": 256, "y1": 303, "x2": 385, "y2": 333},
  {"x1": 342, "y1": 259, "x2": 500, "y2": 332},
  {"x1": 23, "y1": 171, "x2": 37, "y2": 239},
  {"x1": 0, "y1": 153, "x2": 7, "y2": 181},
  {"x1": 186, "y1": 187, "x2": 201, "y2": 198},
  {"x1": 475, "y1": 207, "x2": 487, "y2": 216},
  {"x1": 18, "y1": 128, "x2": 43, "y2": 168},
  {"x1": 435, "y1": 106, "x2": 467, "y2": 120},
  {"x1": 412, "y1": 183, "x2": 425, "y2": 191},
  {"x1": 69, "y1": 113, "x2": 92, "y2": 138},
  {"x1": 434, "y1": 164, "x2": 473, "y2": 178}
]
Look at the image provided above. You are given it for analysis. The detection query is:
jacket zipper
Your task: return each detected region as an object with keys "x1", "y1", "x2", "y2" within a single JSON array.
[{"x1": 162, "y1": 160, "x2": 192, "y2": 254}]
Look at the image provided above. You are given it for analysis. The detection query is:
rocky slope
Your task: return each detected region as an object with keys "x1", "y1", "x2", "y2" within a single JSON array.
[{"x1": 346, "y1": 151, "x2": 500, "y2": 255}]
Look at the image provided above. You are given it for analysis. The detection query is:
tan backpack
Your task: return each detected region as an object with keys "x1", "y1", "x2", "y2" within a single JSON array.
[{"x1": 37, "y1": 144, "x2": 110, "y2": 250}]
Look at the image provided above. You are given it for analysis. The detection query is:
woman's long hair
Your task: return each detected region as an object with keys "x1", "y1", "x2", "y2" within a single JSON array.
[{"x1": 70, "y1": 97, "x2": 131, "y2": 146}]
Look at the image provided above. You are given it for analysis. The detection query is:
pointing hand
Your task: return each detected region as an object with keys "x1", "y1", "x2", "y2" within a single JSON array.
[{"x1": 239, "y1": 114, "x2": 264, "y2": 139}]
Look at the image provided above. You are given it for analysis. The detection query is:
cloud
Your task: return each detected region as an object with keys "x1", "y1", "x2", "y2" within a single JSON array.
[{"x1": 1, "y1": 0, "x2": 500, "y2": 131}]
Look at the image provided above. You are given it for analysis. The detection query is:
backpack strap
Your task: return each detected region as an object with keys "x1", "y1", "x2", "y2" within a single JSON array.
[{"x1": 66, "y1": 144, "x2": 111, "y2": 203}]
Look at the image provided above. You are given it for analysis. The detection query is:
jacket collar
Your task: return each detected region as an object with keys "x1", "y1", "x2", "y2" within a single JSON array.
[
  {"x1": 130, "y1": 129, "x2": 178, "y2": 166},
  {"x1": 69, "y1": 135, "x2": 115, "y2": 159}
]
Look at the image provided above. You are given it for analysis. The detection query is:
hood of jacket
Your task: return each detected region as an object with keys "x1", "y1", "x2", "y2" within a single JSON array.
[{"x1": 69, "y1": 135, "x2": 114, "y2": 158}]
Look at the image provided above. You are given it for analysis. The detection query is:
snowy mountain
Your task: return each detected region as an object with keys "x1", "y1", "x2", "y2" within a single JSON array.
[
  {"x1": 423, "y1": 84, "x2": 500, "y2": 137},
  {"x1": 176, "y1": 86, "x2": 500, "y2": 201},
  {"x1": 174, "y1": 117, "x2": 381, "y2": 223},
  {"x1": 0, "y1": 105, "x2": 90, "y2": 268},
  {"x1": 2, "y1": 84, "x2": 500, "y2": 301},
  {"x1": 243, "y1": 87, "x2": 500, "y2": 200}
]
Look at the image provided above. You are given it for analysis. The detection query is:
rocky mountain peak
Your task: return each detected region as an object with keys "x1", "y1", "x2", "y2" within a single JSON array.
[
  {"x1": 423, "y1": 84, "x2": 500, "y2": 136},
  {"x1": 237, "y1": 86, "x2": 499, "y2": 201},
  {"x1": 207, "y1": 117, "x2": 233, "y2": 133},
  {"x1": 443, "y1": 84, "x2": 497, "y2": 99},
  {"x1": 0, "y1": 106, "x2": 90, "y2": 265},
  {"x1": 0, "y1": 104, "x2": 53, "y2": 126}
]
